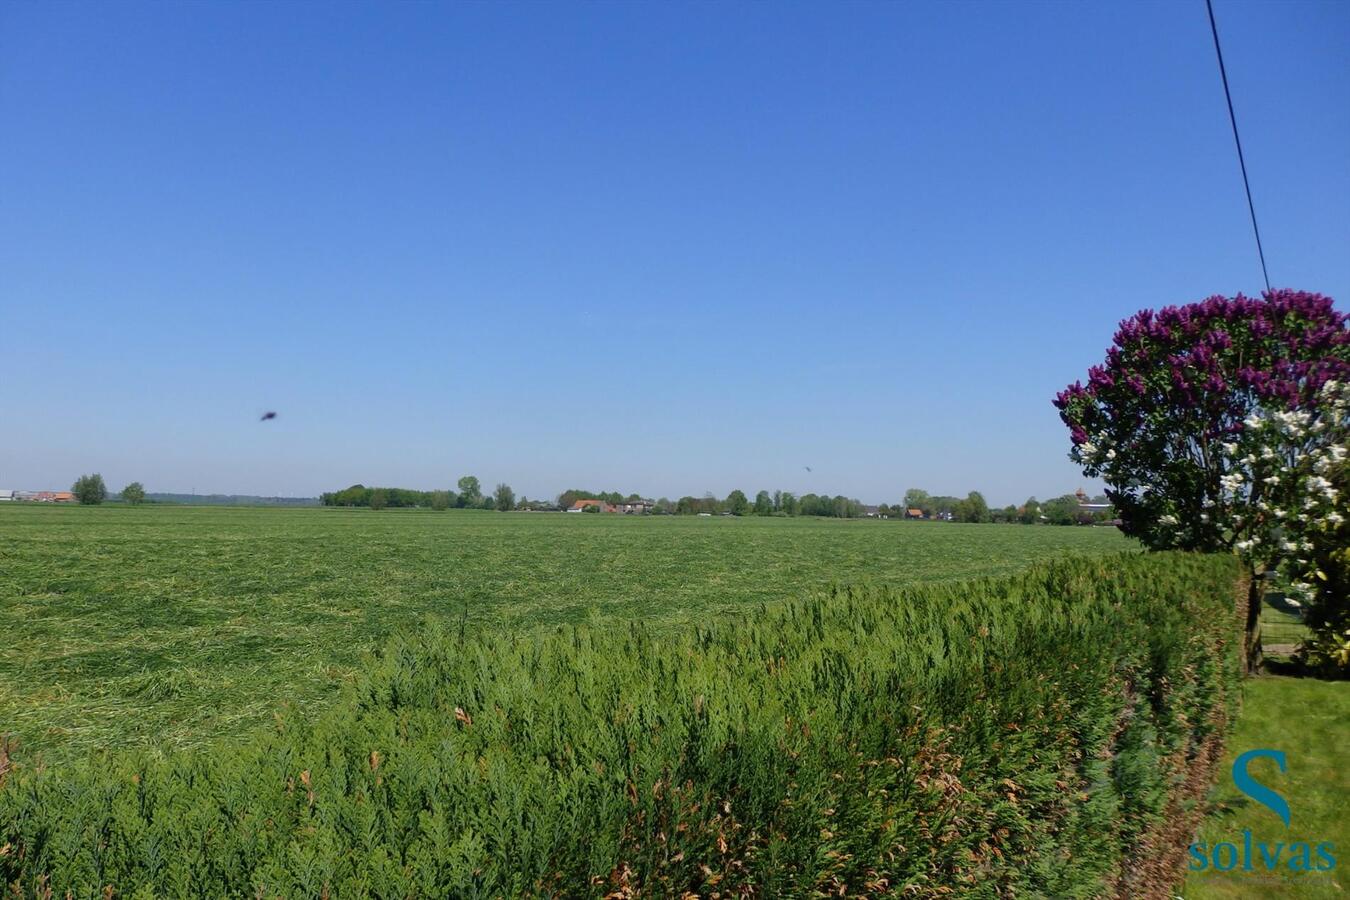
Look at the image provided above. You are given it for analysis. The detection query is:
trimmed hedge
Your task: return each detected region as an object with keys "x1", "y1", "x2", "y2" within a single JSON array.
[{"x1": 1, "y1": 552, "x2": 1243, "y2": 898}]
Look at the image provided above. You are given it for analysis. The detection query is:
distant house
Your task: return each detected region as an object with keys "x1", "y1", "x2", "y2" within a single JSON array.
[
  {"x1": 905, "y1": 508, "x2": 925, "y2": 519},
  {"x1": 1074, "y1": 487, "x2": 1113, "y2": 512},
  {"x1": 567, "y1": 499, "x2": 617, "y2": 513},
  {"x1": 0, "y1": 490, "x2": 13, "y2": 502},
  {"x1": 28, "y1": 491, "x2": 75, "y2": 503},
  {"x1": 615, "y1": 498, "x2": 654, "y2": 515},
  {"x1": 862, "y1": 505, "x2": 883, "y2": 518}
]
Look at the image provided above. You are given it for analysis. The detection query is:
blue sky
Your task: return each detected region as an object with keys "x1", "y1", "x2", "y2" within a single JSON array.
[{"x1": 2, "y1": 1, "x2": 1347, "y2": 506}]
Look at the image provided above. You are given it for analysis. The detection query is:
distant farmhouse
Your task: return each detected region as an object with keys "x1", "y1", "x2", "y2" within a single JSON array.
[
  {"x1": 33, "y1": 491, "x2": 75, "y2": 503},
  {"x1": 1075, "y1": 488, "x2": 1120, "y2": 525},
  {"x1": 905, "y1": 507, "x2": 925, "y2": 519},
  {"x1": 1074, "y1": 487, "x2": 1112, "y2": 511},
  {"x1": 567, "y1": 498, "x2": 654, "y2": 514},
  {"x1": 568, "y1": 499, "x2": 615, "y2": 513},
  {"x1": 3, "y1": 490, "x2": 75, "y2": 502}
]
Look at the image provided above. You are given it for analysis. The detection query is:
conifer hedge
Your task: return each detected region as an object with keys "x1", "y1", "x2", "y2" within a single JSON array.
[{"x1": 1, "y1": 552, "x2": 1243, "y2": 898}]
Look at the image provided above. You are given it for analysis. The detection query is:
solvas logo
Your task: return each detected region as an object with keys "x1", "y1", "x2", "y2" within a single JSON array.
[{"x1": 1188, "y1": 749, "x2": 1336, "y2": 873}]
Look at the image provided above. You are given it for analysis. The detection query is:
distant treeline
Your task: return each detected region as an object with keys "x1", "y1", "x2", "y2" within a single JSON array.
[
  {"x1": 661, "y1": 492, "x2": 869, "y2": 518},
  {"x1": 898, "y1": 489, "x2": 1115, "y2": 525},
  {"x1": 146, "y1": 493, "x2": 320, "y2": 507},
  {"x1": 319, "y1": 482, "x2": 1113, "y2": 525},
  {"x1": 557, "y1": 489, "x2": 871, "y2": 518},
  {"x1": 321, "y1": 477, "x2": 521, "y2": 512}
]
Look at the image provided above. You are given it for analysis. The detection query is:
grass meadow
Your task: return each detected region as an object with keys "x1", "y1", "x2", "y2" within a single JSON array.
[{"x1": 0, "y1": 504, "x2": 1131, "y2": 764}]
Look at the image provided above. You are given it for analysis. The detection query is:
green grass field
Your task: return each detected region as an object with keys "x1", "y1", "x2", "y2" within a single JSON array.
[
  {"x1": 1183, "y1": 676, "x2": 1349, "y2": 899},
  {"x1": 0, "y1": 504, "x2": 1131, "y2": 764}
]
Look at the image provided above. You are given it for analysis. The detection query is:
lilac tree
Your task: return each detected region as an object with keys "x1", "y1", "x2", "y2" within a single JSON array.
[{"x1": 1054, "y1": 290, "x2": 1350, "y2": 672}]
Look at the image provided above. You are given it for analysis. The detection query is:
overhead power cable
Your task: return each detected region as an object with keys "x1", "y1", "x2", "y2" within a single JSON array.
[{"x1": 1205, "y1": 0, "x2": 1272, "y2": 293}]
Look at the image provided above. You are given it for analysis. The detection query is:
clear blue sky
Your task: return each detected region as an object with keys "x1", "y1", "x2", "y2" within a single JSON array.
[{"x1": 2, "y1": 1, "x2": 1347, "y2": 506}]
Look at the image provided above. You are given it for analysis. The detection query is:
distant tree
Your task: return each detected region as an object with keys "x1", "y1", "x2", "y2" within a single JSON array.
[
  {"x1": 494, "y1": 483, "x2": 515, "y2": 511},
  {"x1": 753, "y1": 490, "x2": 773, "y2": 516},
  {"x1": 456, "y1": 476, "x2": 482, "y2": 507},
  {"x1": 778, "y1": 491, "x2": 799, "y2": 516},
  {"x1": 654, "y1": 497, "x2": 674, "y2": 515},
  {"x1": 929, "y1": 496, "x2": 960, "y2": 519},
  {"x1": 72, "y1": 473, "x2": 107, "y2": 505},
  {"x1": 324, "y1": 484, "x2": 369, "y2": 507},
  {"x1": 955, "y1": 491, "x2": 990, "y2": 523},
  {"x1": 903, "y1": 488, "x2": 930, "y2": 513},
  {"x1": 582, "y1": 502, "x2": 601, "y2": 514},
  {"x1": 556, "y1": 489, "x2": 593, "y2": 511},
  {"x1": 121, "y1": 482, "x2": 146, "y2": 505},
  {"x1": 430, "y1": 490, "x2": 450, "y2": 511},
  {"x1": 1039, "y1": 495, "x2": 1081, "y2": 526},
  {"x1": 1018, "y1": 498, "x2": 1040, "y2": 524},
  {"x1": 369, "y1": 488, "x2": 389, "y2": 511},
  {"x1": 724, "y1": 489, "x2": 749, "y2": 516}
]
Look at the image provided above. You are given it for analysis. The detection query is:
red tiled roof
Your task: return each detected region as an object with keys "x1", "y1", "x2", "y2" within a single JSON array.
[{"x1": 569, "y1": 499, "x2": 614, "y2": 511}]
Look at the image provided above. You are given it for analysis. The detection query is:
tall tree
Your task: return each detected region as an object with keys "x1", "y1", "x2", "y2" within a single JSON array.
[
  {"x1": 1055, "y1": 290, "x2": 1350, "y2": 672},
  {"x1": 903, "y1": 488, "x2": 930, "y2": 513},
  {"x1": 956, "y1": 491, "x2": 990, "y2": 523},
  {"x1": 369, "y1": 488, "x2": 389, "y2": 511},
  {"x1": 494, "y1": 483, "x2": 515, "y2": 512},
  {"x1": 725, "y1": 490, "x2": 749, "y2": 516},
  {"x1": 457, "y1": 476, "x2": 482, "y2": 508},
  {"x1": 753, "y1": 490, "x2": 773, "y2": 516},
  {"x1": 121, "y1": 482, "x2": 146, "y2": 505},
  {"x1": 72, "y1": 473, "x2": 107, "y2": 505}
]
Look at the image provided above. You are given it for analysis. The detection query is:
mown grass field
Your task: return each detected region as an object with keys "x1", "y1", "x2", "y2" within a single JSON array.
[{"x1": 0, "y1": 504, "x2": 1130, "y2": 763}]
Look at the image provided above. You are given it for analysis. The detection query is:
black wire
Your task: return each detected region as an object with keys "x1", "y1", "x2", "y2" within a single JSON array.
[{"x1": 1205, "y1": 0, "x2": 1272, "y2": 294}]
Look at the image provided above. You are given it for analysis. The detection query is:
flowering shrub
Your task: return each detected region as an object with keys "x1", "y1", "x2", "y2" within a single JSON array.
[
  {"x1": 1054, "y1": 290, "x2": 1350, "y2": 669},
  {"x1": 1292, "y1": 447, "x2": 1350, "y2": 677},
  {"x1": 1225, "y1": 381, "x2": 1347, "y2": 596}
]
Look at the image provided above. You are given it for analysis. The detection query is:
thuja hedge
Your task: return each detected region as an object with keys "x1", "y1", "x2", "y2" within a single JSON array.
[{"x1": 1, "y1": 552, "x2": 1243, "y2": 898}]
